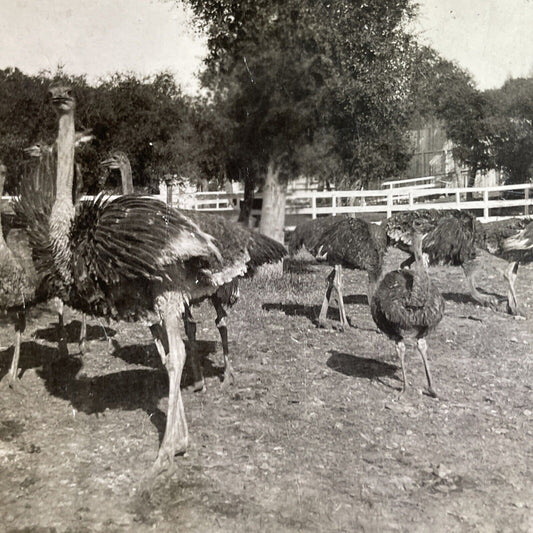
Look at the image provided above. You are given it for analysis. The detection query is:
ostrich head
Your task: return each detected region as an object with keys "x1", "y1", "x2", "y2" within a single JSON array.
[
  {"x1": 49, "y1": 84, "x2": 75, "y2": 114},
  {"x1": 100, "y1": 151, "x2": 129, "y2": 170},
  {"x1": 23, "y1": 142, "x2": 53, "y2": 158}
]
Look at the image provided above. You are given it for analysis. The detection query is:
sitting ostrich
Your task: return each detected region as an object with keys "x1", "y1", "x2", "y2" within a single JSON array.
[
  {"x1": 0, "y1": 162, "x2": 35, "y2": 389},
  {"x1": 385, "y1": 209, "x2": 498, "y2": 309},
  {"x1": 371, "y1": 219, "x2": 445, "y2": 398},
  {"x1": 99, "y1": 151, "x2": 287, "y2": 391},
  {"x1": 289, "y1": 215, "x2": 387, "y2": 329}
]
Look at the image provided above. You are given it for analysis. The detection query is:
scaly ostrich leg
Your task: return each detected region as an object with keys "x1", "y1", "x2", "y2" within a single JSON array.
[
  {"x1": 395, "y1": 340, "x2": 407, "y2": 397},
  {"x1": 333, "y1": 264, "x2": 348, "y2": 329},
  {"x1": 416, "y1": 338, "x2": 436, "y2": 398},
  {"x1": 152, "y1": 295, "x2": 188, "y2": 475},
  {"x1": 503, "y1": 261, "x2": 522, "y2": 316},
  {"x1": 182, "y1": 304, "x2": 205, "y2": 392},
  {"x1": 317, "y1": 268, "x2": 335, "y2": 328},
  {"x1": 212, "y1": 294, "x2": 235, "y2": 387},
  {"x1": 462, "y1": 258, "x2": 498, "y2": 309},
  {"x1": 79, "y1": 313, "x2": 87, "y2": 354},
  {"x1": 3, "y1": 311, "x2": 26, "y2": 391}
]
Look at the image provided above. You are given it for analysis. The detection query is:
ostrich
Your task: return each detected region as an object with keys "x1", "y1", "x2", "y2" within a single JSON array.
[
  {"x1": 289, "y1": 215, "x2": 387, "y2": 329},
  {"x1": 385, "y1": 209, "x2": 497, "y2": 309},
  {"x1": 20, "y1": 84, "x2": 280, "y2": 470},
  {"x1": 480, "y1": 217, "x2": 533, "y2": 315},
  {"x1": 371, "y1": 219, "x2": 445, "y2": 398},
  {"x1": 99, "y1": 150, "x2": 134, "y2": 194},
  {"x1": 23, "y1": 131, "x2": 94, "y2": 354},
  {"x1": 0, "y1": 162, "x2": 35, "y2": 389},
  {"x1": 99, "y1": 151, "x2": 287, "y2": 391},
  {"x1": 181, "y1": 210, "x2": 287, "y2": 391}
]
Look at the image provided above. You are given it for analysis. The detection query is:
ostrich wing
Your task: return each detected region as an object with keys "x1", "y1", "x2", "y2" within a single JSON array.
[
  {"x1": 245, "y1": 231, "x2": 287, "y2": 272},
  {"x1": 71, "y1": 195, "x2": 222, "y2": 285}
]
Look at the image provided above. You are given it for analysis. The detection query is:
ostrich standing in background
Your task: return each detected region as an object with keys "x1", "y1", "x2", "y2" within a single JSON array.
[
  {"x1": 289, "y1": 215, "x2": 387, "y2": 329},
  {"x1": 480, "y1": 217, "x2": 533, "y2": 315},
  {"x1": 371, "y1": 219, "x2": 445, "y2": 398},
  {"x1": 99, "y1": 150, "x2": 134, "y2": 194},
  {"x1": 0, "y1": 162, "x2": 35, "y2": 389},
  {"x1": 99, "y1": 151, "x2": 287, "y2": 391},
  {"x1": 385, "y1": 209, "x2": 497, "y2": 309},
  {"x1": 182, "y1": 210, "x2": 287, "y2": 390}
]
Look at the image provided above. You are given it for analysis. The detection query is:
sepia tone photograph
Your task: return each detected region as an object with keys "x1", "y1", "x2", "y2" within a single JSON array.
[{"x1": 0, "y1": 0, "x2": 532, "y2": 531}]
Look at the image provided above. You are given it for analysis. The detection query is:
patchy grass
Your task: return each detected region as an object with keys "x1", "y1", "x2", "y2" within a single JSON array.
[{"x1": 0, "y1": 248, "x2": 532, "y2": 532}]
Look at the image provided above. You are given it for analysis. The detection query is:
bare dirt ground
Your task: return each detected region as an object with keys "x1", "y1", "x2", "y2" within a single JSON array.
[{"x1": 0, "y1": 248, "x2": 532, "y2": 532}]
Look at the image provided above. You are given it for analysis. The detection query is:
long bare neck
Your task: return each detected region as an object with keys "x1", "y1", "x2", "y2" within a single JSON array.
[
  {"x1": 50, "y1": 110, "x2": 76, "y2": 285},
  {"x1": 120, "y1": 159, "x2": 134, "y2": 194},
  {"x1": 56, "y1": 112, "x2": 75, "y2": 203},
  {"x1": 0, "y1": 169, "x2": 5, "y2": 249}
]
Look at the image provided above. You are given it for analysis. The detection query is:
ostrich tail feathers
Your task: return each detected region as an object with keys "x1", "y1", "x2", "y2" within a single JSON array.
[{"x1": 246, "y1": 232, "x2": 287, "y2": 270}]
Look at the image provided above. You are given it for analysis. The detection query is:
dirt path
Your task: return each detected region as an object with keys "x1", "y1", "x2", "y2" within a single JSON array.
[{"x1": 0, "y1": 250, "x2": 532, "y2": 532}]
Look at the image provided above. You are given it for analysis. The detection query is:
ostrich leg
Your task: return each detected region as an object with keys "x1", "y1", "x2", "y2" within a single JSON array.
[
  {"x1": 332, "y1": 264, "x2": 348, "y2": 329},
  {"x1": 152, "y1": 297, "x2": 188, "y2": 474},
  {"x1": 1, "y1": 311, "x2": 26, "y2": 391},
  {"x1": 395, "y1": 340, "x2": 407, "y2": 397},
  {"x1": 211, "y1": 294, "x2": 235, "y2": 387},
  {"x1": 182, "y1": 304, "x2": 206, "y2": 392},
  {"x1": 503, "y1": 261, "x2": 523, "y2": 316},
  {"x1": 79, "y1": 313, "x2": 87, "y2": 354},
  {"x1": 416, "y1": 338, "x2": 436, "y2": 398},
  {"x1": 400, "y1": 254, "x2": 415, "y2": 269},
  {"x1": 462, "y1": 259, "x2": 497, "y2": 309},
  {"x1": 317, "y1": 267, "x2": 335, "y2": 328}
]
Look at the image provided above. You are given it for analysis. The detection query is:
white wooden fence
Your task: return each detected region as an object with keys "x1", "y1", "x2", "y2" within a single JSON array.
[
  {"x1": 4, "y1": 182, "x2": 532, "y2": 225},
  {"x1": 170, "y1": 182, "x2": 533, "y2": 223}
]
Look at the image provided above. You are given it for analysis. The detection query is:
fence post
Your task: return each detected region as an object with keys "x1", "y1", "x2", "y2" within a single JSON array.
[
  {"x1": 386, "y1": 190, "x2": 393, "y2": 218},
  {"x1": 525, "y1": 187, "x2": 530, "y2": 216},
  {"x1": 483, "y1": 189, "x2": 489, "y2": 219},
  {"x1": 408, "y1": 191, "x2": 414, "y2": 209},
  {"x1": 311, "y1": 191, "x2": 317, "y2": 219},
  {"x1": 455, "y1": 190, "x2": 461, "y2": 207},
  {"x1": 332, "y1": 194, "x2": 336, "y2": 216}
]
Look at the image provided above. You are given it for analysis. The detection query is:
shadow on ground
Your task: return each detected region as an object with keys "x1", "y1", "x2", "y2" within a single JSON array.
[
  {"x1": 0, "y1": 341, "x2": 59, "y2": 381},
  {"x1": 34, "y1": 320, "x2": 116, "y2": 344},
  {"x1": 327, "y1": 350, "x2": 398, "y2": 381}
]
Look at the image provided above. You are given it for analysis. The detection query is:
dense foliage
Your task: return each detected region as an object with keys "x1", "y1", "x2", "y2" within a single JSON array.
[
  {"x1": 0, "y1": 68, "x2": 206, "y2": 193},
  {"x1": 185, "y1": 0, "x2": 420, "y2": 189}
]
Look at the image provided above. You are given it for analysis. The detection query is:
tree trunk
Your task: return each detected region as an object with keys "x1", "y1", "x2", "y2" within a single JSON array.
[
  {"x1": 238, "y1": 169, "x2": 255, "y2": 226},
  {"x1": 466, "y1": 164, "x2": 478, "y2": 201},
  {"x1": 259, "y1": 160, "x2": 286, "y2": 243}
]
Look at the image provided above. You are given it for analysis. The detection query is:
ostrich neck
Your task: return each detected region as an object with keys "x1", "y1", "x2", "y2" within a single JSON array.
[
  {"x1": 0, "y1": 171, "x2": 5, "y2": 250},
  {"x1": 120, "y1": 160, "x2": 133, "y2": 194},
  {"x1": 50, "y1": 111, "x2": 76, "y2": 286}
]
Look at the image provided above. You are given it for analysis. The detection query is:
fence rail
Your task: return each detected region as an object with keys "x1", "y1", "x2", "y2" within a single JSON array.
[
  {"x1": 190, "y1": 183, "x2": 532, "y2": 222},
  {"x1": 3, "y1": 182, "x2": 532, "y2": 225}
]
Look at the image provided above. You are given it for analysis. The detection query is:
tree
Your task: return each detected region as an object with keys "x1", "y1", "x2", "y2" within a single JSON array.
[
  {"x1": 0, "y1": 68, "x2": 205, "y2": 193},
  {"x1": 485, "y1": 78, "x2": 533, "y2": 184},
  {"x1": 407, "y1": 47, "x2": 495, "y2": 191},
  {"x1": 184, "y1": 0, "x2": 420, "y2": 240}
]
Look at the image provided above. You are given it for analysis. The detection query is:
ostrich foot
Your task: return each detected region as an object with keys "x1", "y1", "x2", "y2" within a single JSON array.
[
  {"x1": 425, "y1": 387, "x2": 438, "y2": 399},
  {"x1": 221, "y1": 364, "x2": 236, "y2": 389},
  {"x1": 315, "y1": 318, "x2": 346, "y2": 331},
  {"x1": 150, "y1": 438, "x2": 188, "y2": 477},
  {"x1": 0, "y1": 374, "x2": 27, "y2": 394},
  {"x1": 185, "y1": 379, "x2": 206, "y2": 393},
  {"x1": 506, "y1": 302, "x2": 527, "y2": 318},
  {"x1": 477, "y1": 294, "x2": 498, "y2": 310}
]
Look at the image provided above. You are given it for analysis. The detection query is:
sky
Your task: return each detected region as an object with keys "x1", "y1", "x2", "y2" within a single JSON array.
[{"x1": 0, "y1": 0, "x2": 532, "y2": 93}]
